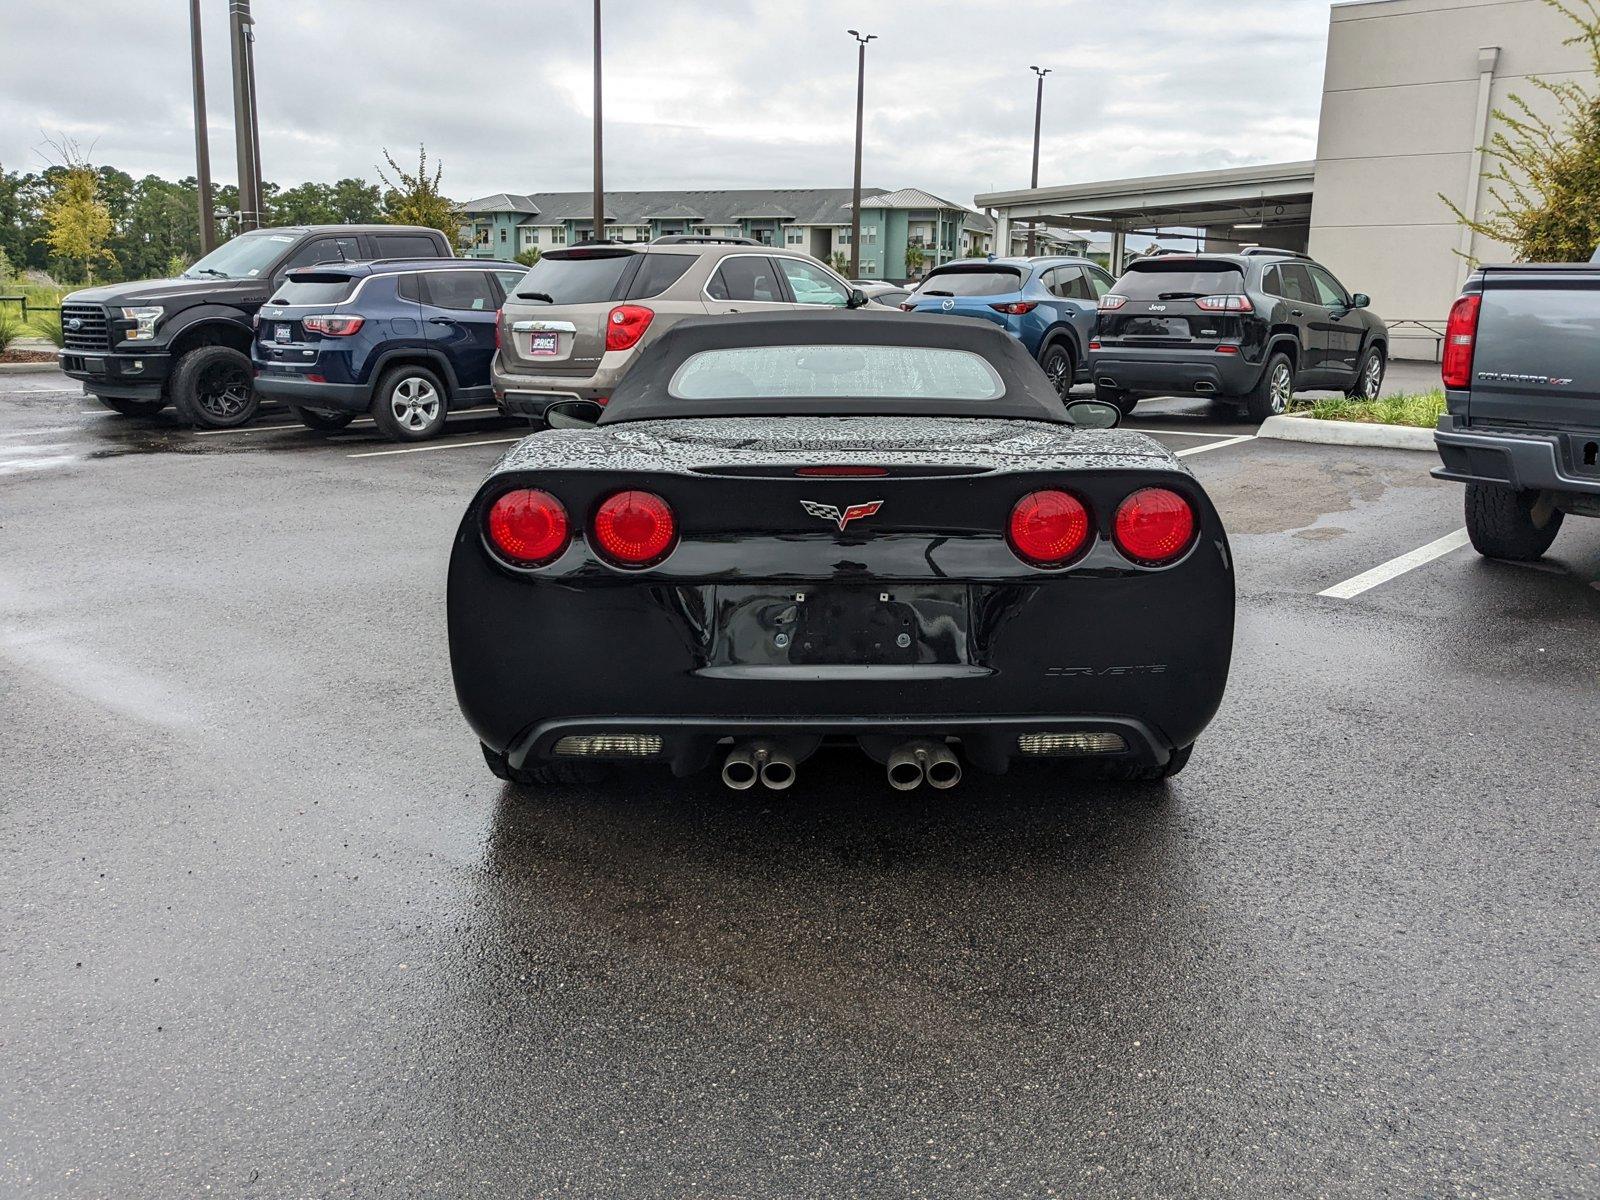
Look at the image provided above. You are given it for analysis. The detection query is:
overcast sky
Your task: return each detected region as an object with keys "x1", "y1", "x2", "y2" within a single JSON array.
[{"x1": 0, "y1": 0, "x2": 1332, "y2": 205}]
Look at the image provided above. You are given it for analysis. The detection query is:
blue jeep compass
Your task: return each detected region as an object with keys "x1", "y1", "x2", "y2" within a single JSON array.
[{"x1": 253, "y1": 258, "x2": 525, "y2": 441}]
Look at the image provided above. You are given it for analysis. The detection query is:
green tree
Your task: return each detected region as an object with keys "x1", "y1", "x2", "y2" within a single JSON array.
[
  {"x1": 515, "y1": 247, "x2": 541, "y2": 267},
  {"x1": 830, "y1": 250, "x2": 849, "y2": 274},
  {"x1": 275, "y1": 181, "x2": 336, "y2": 225},
  {"x1": 39, "y1": 162, "x2": 115, "y2": 282},
  {"x1": 330, "y1": 177, "x2": 382, "y2": 223},
  {"x1": 377, "y1": 145, "x2": 459, "y2": 245},
  {"x1": 903, "y1": 244, "x2": 925, "y2": 278},
  {"x1": 1444, "y1": 0, "x2": 1600, "y2": 262}
]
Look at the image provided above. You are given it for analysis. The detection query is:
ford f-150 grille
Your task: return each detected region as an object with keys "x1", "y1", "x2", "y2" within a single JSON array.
[{"x1": 60, "y1": 303, "x2": 111, "y2": 351}]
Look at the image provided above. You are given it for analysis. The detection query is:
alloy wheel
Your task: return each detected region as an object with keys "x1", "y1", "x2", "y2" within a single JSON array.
[
  {"x1": 1361, "y1": 356, "x2": 1383, "y2": 400},
  {"x1": 196, "y1": 362, "x2": 252, "y2": 420},
  {"x1": 1044, "y1": 349, "x2": 1070, "y2": 397},
  {"x1": 390, "y1": 377, "x2": 440, "y2": 431},
  {"x1": 1270, "y1": 363, "x2": 1293, "y2": 414}
]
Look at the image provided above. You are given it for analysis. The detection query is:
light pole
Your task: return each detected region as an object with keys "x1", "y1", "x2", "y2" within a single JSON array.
[
  {"x1": 188, "y1": 0, "x2": 216, "y2": 253},
  {"x1": 591, "y1": 0, "x2": 604, "y2": 244},
  {"x1": 847, "y1": 29, "x2": 875, "y2": 279},
  {"x1": 1026, "y1": 65, "x2": 1050, "y2": 256},
  {"x1": 228, "y1": 0, "x2": 262, "y2": 230}
]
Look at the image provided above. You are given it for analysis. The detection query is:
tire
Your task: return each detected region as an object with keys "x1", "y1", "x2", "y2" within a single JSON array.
[
  {"x1": 370, "y1": 364, "x2": 448, "y2": 442},
  {"x1": 1088, "y1": 743, "x2": 1193, "y2": 782},
  {"x1": 1243, "y1": 351, "x2": 1294, "y2": 423},
  {"x1": 170, "y1": 344, "x2": 259, "y2": 429},
  {"x1": 1096, "y1": 382, "x2": 1138, "y2": 417},
  {"x1": 1039, "y1": 341, "x2": 1074, "y2": 399},
  {"x1": 96, "y1": 396, "x2": 166, "y2": 418},
  {"x1": 291, "y1": 406, "x2": 356, "y2": 431},
  {"x1": 1464, "y1": 483, "x2": 1564, "y2": 561},
  {"x1": 480, "y1": 743, "x2": 608, "y2": 787},
  {"x1": 1347, "y1": 346, "x2": 1385, "y2": 401}
]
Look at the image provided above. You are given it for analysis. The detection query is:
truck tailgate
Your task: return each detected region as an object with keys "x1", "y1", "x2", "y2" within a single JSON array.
[{"x1": 1469, "y1": 265, "x2": 1600, "y2": 430}]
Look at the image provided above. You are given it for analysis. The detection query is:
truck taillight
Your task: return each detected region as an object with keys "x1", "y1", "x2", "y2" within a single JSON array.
[
  {"x1": 605, "y1": 304, "x2": 654, "y2": 352},
  {"x1": 1441, "y1": 294, "x2": 1482, "y2": 389},
  {"x1": 302, "y1": 315, "x2": 365, "y2": 336},
  {"x1": 1195, "y1": 294, "x2": 1253, "y2": 312}
]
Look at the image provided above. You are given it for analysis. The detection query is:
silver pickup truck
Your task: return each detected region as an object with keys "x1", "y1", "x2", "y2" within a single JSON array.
[{"x1": 1433, "y1": 263, "x2": 1600, "y2": 559}]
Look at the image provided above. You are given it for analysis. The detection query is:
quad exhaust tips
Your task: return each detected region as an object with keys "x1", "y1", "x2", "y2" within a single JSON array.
[
  {"x1": 886, "y1": 740, "x2": 962, "y2": 791},
  {"x1": 721, "y1": 740, "x2": 798, "y2": 791}
]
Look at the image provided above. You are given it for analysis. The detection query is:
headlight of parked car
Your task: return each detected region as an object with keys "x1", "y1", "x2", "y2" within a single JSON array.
[{"x1": 120, "y1": 306, "x2": 164, "y2": 341}]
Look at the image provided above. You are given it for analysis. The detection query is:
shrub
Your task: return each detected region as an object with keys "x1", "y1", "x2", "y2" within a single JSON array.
[
  {"x1": 0, "y1": 310, "x2": 22, "y2": 353},
  {"x1": 1296, "y1": 390, "x2": 1447, "y2": 428},
  {"x1": 515, "y1": 247, "x2": 540, "y2": 267},
  {"x1": 31, "y1": 310, "x2": 65, "y2": 348}
]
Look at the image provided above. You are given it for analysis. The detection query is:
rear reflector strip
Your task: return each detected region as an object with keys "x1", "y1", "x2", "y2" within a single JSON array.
[
  {"x1": 1016, "y1": 731, "x2": 1127, "y2": 756},
  {"x1": 795, "y1": 466, "x2": 889, "y2": 477},
  {"x1": 553, "y1": 734, "x2": 663, "y2": 757}
]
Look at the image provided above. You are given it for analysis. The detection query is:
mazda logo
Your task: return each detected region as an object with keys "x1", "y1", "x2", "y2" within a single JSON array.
[{"x1": 940, "y1": 298, "x2": 955, "y2": 312}]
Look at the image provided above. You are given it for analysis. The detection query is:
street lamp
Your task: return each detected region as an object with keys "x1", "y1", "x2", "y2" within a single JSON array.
[
  {"x1": 847, "y1": 29, "x2": 876, "y2": 279},
  {"x1": 1026, "y1": 65, "x2": 1051, "y2": 256},
  {"x1": 188, "y1": 0, "x2": 216, "y2": 253}
]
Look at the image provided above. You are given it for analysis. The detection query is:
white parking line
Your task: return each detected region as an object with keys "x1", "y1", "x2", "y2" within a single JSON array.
[
  {"x1": 1318, "y1": 528, "x2": 1471, "y2": 599},
  {"x1": 347, "y1": 436, "x2": 523, "y2": 459},
  {"x1": 1174, "y1": 434, "x2": 1255, "y2": 458},
  {"x1": 1124, "y1": 427, "x2": 1238, "y2": 438}
]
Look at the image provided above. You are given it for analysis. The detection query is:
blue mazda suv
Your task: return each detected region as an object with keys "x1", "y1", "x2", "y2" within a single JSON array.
[
  {"x1": 900, "y1": 256, "x2": 1116, "y2": 396},
  {"x1": 253, "y1": 257, "x2": 525, "y2": 441}
]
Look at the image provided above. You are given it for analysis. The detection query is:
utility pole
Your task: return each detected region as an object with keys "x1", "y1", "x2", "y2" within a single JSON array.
[
  {"x1": 847, "y1": 29, "x2": 875, "y2": 279},
  {"x1": 591, "y1": 0, "x2": 604, "y2": 244},
  {"x1": 188, "y1": 0, "x2": 216, "y2": 253},
  {"x1": 1027, "y1": 65, "x2": 1050, "y2": 256},
  {"x1": 229, "y1": 0, "x2": 262, "y2": 230}
]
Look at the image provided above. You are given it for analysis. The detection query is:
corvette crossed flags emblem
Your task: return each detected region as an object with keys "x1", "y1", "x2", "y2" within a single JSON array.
[{"x1": 800, "y1": 499, "x2": 883, "y2": 530}]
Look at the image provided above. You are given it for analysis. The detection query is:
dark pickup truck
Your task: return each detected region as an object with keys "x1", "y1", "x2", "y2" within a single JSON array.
[
  {"x1": 1433, "y1": 263, "x2": 1600, "y2": 559},
  {"x1": 58, "y1": 224, "x2": 452, "y2": 428}
]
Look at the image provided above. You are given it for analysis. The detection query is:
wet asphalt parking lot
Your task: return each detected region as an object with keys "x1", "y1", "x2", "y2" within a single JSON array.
[{"x1": 2, "y1": 365, "x2": 1597, "y2": 1198}]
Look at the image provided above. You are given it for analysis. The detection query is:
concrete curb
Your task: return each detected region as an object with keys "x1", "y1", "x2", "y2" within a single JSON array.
[
  {"x1": 1257, "y1": 410, "x2": 1435, "y2": 452},
  {"x1": 0, "y1": 361, "x2": 64, "y2": 375}
]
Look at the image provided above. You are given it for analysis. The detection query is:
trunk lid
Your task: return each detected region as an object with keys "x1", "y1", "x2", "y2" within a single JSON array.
[
  {"x1": 1098, "y1": 259, "x2": 1248, "y2": 348},
  {"x1": 1466, "y1": 265, "x2": 1600, "y2": 432},
  {"x1": 498, "y1": 247, "x2": 641, "y2": 376},
  {"x1": 903, "y1": 265, "x2": 1028, "y2": 331}
]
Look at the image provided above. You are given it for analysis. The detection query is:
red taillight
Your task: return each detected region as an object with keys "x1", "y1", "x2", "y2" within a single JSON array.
[
  {"x1": 1113, "y1": 488, "x2": 1195, "y2": 565},
  {"x1": 1008, "y1": 490, "x2": 1090, "y2": 567},
  {"x1": 990, "y1": 301, "x2": 1037, "y2": 315},
  {"x1": 486, "y1": 488, "x2": 570, "y2": 567},
  {"x1": 1215, "y1": 344, "x2": 1239, "y2": 355},
  {"x1": 302, "y1": 314, "x2": 365, "y2": 336},
  {"x1": 795, "y1": 465, "x2": 889, "y2": 477},
  {"x1": 592, "y1": 490, "x2": 675, "y2": 566},
  {"x1": 1442, "y1": 294, "x2": 1482, "y2": 389},
  {"x1": 605, "y1": 304, "x2": 654, "y2": 352},
  {"x1": 1195, "y1": 294, "x2": 1253, "y2": 312},
  {"x1": 1097, "y1": 294, "x2": 1127, "y2": 311},
  {"x1": 1088, "y1": 339, "x2": 1102, "y2": 352}
]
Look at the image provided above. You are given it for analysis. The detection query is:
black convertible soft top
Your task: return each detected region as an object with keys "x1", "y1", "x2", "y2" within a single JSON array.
[{"x1": 598, "y1": 311, "x2": 1068, "y2": 425}]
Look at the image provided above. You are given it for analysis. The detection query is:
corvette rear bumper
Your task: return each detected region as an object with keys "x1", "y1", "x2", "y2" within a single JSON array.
[{"x1": 507, "y1": 713, "x2": 1173, "y2": 775}]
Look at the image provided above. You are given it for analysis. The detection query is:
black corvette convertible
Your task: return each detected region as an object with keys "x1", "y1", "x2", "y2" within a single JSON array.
[{"x1": 449, "y1": 312, "x2": 1233, "y2": 791}]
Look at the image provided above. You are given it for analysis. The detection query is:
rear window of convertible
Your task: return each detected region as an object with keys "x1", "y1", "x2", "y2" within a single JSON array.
[{"x1": 667, "y1": 344, "x2": 1005, "y2": 401}]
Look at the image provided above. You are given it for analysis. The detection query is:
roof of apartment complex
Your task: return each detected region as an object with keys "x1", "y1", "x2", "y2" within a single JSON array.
[{"x1": 462, "y1": 187, "x2": 994, "y2": 230}]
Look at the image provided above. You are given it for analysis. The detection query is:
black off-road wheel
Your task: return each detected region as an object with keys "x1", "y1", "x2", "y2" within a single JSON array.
[
  {"x1": 170, "y1": 344, "x2": 259, "y2": 429},
  {"x1": 292, "y1": 406, "x2": 356, "y2": 432},
  {"x1": 96, "y1": 396, "x2": 167, "y2": 418},
  {"x1": 1464, "y1": 483, "x2": 1564, "y2": 561},
  {"x1": 1243, "y1": 351, "x2": 1294, "y2": 423},
  {"x1": 1040, "y1": 342, "x2": 1075, "y2": 399},
  {"x1": 480, "y1": 743, "x2": 608, "y2": 787}
]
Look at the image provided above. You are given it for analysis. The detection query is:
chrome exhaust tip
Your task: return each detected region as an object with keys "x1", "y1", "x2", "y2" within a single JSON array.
[
  {"x1": 886, "y1": 744, "x2": 925, "y2": 791},
  {"x1": 721, "y1": 743, "x2": 759, "y2": 791},
  {"x1": 759, "y1": 748, "x2": 797, "y2": 791},
  {"x1": 923, "y1": 742, "x2": 962, "y2": 790}
]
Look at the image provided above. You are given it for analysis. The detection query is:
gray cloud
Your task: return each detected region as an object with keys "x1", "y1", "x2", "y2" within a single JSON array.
[{"x1": 0, "y1": 0, "x2": 1331, "y2": 203}]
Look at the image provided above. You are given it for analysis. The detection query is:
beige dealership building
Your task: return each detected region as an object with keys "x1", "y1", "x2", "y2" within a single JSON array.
[{"x1": 978, "y1": 0, "x2": 1593, "y2": 359}]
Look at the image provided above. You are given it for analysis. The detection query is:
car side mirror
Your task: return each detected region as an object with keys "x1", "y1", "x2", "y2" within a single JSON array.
[
  {"x1": 1351, "y1": 293, "x2": 1370, "y2": 309},
  {"x1": 846, "y1": 288, "x2": 868, "y2": 309},
  {"x1": 545, "y1": 399, "x2": 604, "y2": 429},
  {"x1": 1063, "y1": 399, "x2": 1121, "y2": 429}
]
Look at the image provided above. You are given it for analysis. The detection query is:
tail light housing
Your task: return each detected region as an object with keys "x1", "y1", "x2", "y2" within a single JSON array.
[
  {"x1": 1097, "y1": 294, "x2": 1127, "y2": 311},
  {"x1": 302, "y1": 314, "x2": 365, "y2": 336},
  {"x1": 486, "y1": 488, "x2": 570, "y2": 567},
  {"x1": 1008, "y1": 490, "x2": 1091, "y2": 567},
  {"x1": 1195, "y1": 294, "x2": 1253, "y2": 312},
  {"x1": 1088, "y1": 339, "x2": 1102, "y2": 352},
  {"x1": 1441, "y1": 294, "x2": 1482, "y2": 389},
  {"x1": 1113, "y1": 488, "x2": 1196, "y2": 565},
  {"x1": 991, "y1": 301, "x2": 1037, "y2": 315},
  {"x1": 493, "y1": 308, "x2": 501, "y2": 351},
  {"x1": 605, "y1": 304, "x2": 654, "y2": 352},
  {"x1": 592, "y1": 490, "x2": 676, "y2": 566}
]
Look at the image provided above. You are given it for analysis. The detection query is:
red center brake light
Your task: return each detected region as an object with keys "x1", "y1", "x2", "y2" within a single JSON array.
[
  {"x1": 1441, "y1": 294, "x2": 1482, "y2": 389},
  {"x1": 606, "y1": 304, "x2": 654, "y2": 352},
  {"x1": 303, "y1": 314, "x2": 365, "y2": 336},
  {"x1": 1113, "y1": 488, "x2": 1196, "y2": 565},
  {"x1": 1008, "y1": 490, "x2": 1091, "y2": 567},
  {"x1": 1195, "y1": 294, "x2": 1253, "y2": 312},
  {"x1": 592, "y1": 490, "x2": 676, "y2": 566},
  {"x1": 795, "y1": 466, "x2": 888, "y2": 477},
  {"x1": 991, "y1": 301, "x2": 1037, "y2": 315},
  {"x1": 486, "y1": 488, "x2": 570, "y2": 566}
]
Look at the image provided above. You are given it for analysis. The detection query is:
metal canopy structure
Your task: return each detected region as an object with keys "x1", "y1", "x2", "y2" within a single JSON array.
[{"x1": 975, "y1": 160, "x2": 1315, "y2": 268}]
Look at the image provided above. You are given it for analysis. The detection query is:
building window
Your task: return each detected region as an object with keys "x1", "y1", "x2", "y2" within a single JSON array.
[
  {"x1": 499, "y1": 228, "x2": 507, "y2": 243},
  {"x1": 838, "y1": 228, "x2": 852, "y2": 245},
  {"x1": 785, "y1": 227, "x2": 805, "y2": 245},
  {"x1": 864, "y1": 227, "x2": 877, "y2": 245},
  {"x1": 551, "y1": 226, "x2": 567, "y2": 245}
]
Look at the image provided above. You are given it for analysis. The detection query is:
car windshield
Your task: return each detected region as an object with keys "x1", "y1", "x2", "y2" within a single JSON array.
[
  {"x1": 910, "y1": 268, "x2": 1023, "y2": 298},
  {"x1": 1113, "y1": 262, "x2": 1245, "y2": 300},
  {"x1": 512, "y1": 252, "x2": 634, "y2": 304},
  {"x1": 667, "y1": 344, "x2": 1004, "y2": 401},
  {"x1": 182, "y1": 231, "x2": 297, "y2": 280}
]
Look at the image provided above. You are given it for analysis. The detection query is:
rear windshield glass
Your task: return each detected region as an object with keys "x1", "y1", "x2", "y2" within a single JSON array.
[
  {"x1": 1113, "y1": 262, "x2": 1244, "y2": 300},
  {"x1": 269, "y1": 276, "x2": 356, "y2": 305},
  {"x1": 912, "y1": 268, "x2": 1022, "y2": 298},
  {"x1": 514, "y1": 252, "x2": 633, "y2": 304},
  {"x1": 627, "y1": 252, "x2": 695, "y2": 300},
  {"x1": 667, "y1": 344, "x2": 1004, "y2": 401}
]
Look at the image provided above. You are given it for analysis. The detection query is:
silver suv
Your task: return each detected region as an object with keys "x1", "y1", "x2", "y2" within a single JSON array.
[{"x1": 493, "y1": 237, "x2": 867, "y2": 420}]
